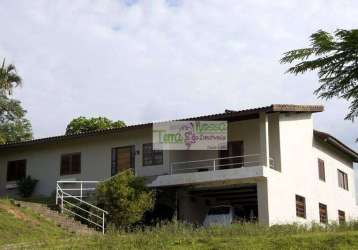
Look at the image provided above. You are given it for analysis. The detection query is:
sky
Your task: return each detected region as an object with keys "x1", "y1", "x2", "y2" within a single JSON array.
[{"x1": 0, "y1": 0, "x2": 357, "y2": 152}]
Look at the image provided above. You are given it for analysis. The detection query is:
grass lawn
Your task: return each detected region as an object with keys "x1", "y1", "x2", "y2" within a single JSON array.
[
  {"x1": 0, "y1": 198, "x2": 71, "y2": 247},
  {"x1": 1, "y1": 198, "x2": 358, "y2": 249}
]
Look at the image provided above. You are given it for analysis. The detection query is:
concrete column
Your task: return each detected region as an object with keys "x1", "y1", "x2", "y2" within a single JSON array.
[
  {"x1": 257, "y1": 180, "x2": 269, "y2": 224},
  {"x1": 259, "y1": 112, "x2": 270, "y2": 167}
]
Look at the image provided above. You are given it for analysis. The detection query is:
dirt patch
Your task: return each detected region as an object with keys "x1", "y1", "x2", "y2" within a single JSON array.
[{"x1": 0, "y1": 202, "x2": 39, "y2": 226}]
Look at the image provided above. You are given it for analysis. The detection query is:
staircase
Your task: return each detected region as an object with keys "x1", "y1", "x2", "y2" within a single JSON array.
[
  {"x1": 56, "y1": 181, "x2": 108, "y2": 234},
  {"x1": 13, "y1": 201, "x2": 98, "y2": 235}
]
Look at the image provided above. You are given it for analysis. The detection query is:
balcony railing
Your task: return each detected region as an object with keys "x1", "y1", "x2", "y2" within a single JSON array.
[{"x1": 170, "y1": 154, "x2": 274, "y2": 175}]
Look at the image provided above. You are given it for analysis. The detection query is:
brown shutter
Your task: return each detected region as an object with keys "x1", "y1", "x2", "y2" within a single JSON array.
[
  {"x1": 7, "y1": 160, "x2": 26, "y2": 181},
  {"x1": 338, "y1": 170, "x2": 349, "y2": 190},
  {"x1": 338, "y1": 210, "x2": 345, "y2": 224},
  {"x1": 318, "y1": 159, "x2": 325, "y2": 181},
  {"x1": 319, "y1": 203, "x2": 327, "y2": 223},
  {"x1": 296, "y1": 195, "x2": 306, "y2": 218},
  {"x1": 71, "y1": 153, "x2": 81, "y2": 174}
]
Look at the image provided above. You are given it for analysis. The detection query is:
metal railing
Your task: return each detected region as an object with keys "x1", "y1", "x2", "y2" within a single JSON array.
[
  {"x1": 170, "y1": 154, "x2": 274, "y2": 174},
  {"x1": 56, "y1": 181, "x2": 108, "y2": 234},
  {"x1": 56, "y1": 180, "x2": 99, "y2": 200}
]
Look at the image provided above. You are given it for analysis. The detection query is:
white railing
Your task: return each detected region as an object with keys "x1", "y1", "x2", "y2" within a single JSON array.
[
  {"x1": 56, "y1": 181, "x2": 108, "y2": 234},
  {"x1": 170, "y1": 154, "x2": 274, "y2": 175},
  {"x1": 56, "y1": 180, "x2": 99, "y2": 200}
]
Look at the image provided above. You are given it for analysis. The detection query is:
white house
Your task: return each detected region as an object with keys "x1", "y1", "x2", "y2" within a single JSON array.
[{"x1": 0, "y1": 104, "x2": 357, "y2": 225}]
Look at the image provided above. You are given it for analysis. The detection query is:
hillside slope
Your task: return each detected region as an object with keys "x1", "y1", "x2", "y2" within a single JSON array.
[
  {"x1": 2, "y1": 198, "x2": 358, "y2": 249},
  {"x1": 0, "y1": 198, "x2": 72, "y2": 247}
]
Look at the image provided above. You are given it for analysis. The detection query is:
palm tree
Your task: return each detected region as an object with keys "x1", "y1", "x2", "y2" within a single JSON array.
[{"x1": 0, "y1": 58, "x2": 22, "y2": 95}]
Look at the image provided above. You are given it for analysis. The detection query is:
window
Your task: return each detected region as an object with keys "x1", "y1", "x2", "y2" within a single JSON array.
[
  {"x1": 319, "y1": 203, "x2": 327, "y2": 223},
  {"x1": 60, "y1": 153, "x2": 81, "y2": 175},
  {"x1": 143, "y1": 143, "x2": 163, "y2": 166},
  {"x1": 318, "y1": 158, "x2": 325, "y2": 181},
  {"x1": 338, "y1": 170, "x2": 349, "y2": 190},
  {"x1": 296, "y1": 195, "x2": 306, "y2": 218},
  {"x1": 7, "y1": 160, "x2": 26, "y2": 181},
  {"x1": 338, "y1": 210, "x2": 345, "y2": 224}
]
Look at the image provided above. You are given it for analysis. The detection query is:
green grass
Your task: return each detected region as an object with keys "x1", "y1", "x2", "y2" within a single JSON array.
[
  {"x1": 0, "y1": 198, "x2": 71, "y2": 247},
  {"x1": 1, "y1": 198, "x2": 358, "y2": 249}
]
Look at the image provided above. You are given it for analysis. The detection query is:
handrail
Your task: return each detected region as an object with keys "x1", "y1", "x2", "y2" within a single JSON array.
[
  {"x1": 57, "y1": 180, "x2": 99, "y2": 183},
  {"x1": 60, "y1": 189, "x2": 108, "y2": 214},
  {"x1": 170, "y1": 154, "x2": 275, "y2": 174},
  {"x1": 56, "y1": 184, "x2": 108, "y2": 234},
  {"x1": 55, "y1": 169, "x2": 134, "y2": 234},
  {"x1": 171, "y1": 154, "x2": 262, "y2": 166}
]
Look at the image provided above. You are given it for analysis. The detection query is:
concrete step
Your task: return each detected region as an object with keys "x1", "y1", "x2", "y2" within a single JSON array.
[{"x1": 14, "y1": 200, "x2": 98, "y2": 236}]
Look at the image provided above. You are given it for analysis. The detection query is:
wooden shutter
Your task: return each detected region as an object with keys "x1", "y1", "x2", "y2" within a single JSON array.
[
  {"x1": 318, "y1": 159, "x2": 325, "y2": 181},
  {"x1": 296, "y1": 195, "x2": 306, "y2": 218},
  {"x1": 6, "y1": 160, "x2": 26, "y2": 181},
  {"x1": 338, "y1": 170, "x2": 349, "y2": 190},
  {"x1": 60, "y1": 155, "x2": 71, "y2": 175},
  {"x1": 60, "y1": 153, "x2": 81, "y2": 176},
  {"x1": 338, "y1": 210, "x2": 345, "y2": 224},
  {"x1": 111, "y1": 148, "x2": 117, "y2": 176},
  {"x1": 319, "y1": 203, "x2": 327, "y2": 223},
  {"x1": 71, "y1": 153, "x2": 81, "y2": 174}
]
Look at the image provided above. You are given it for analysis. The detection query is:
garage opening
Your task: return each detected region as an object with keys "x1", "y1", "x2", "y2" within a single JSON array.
[{"x1": 182, "y1": 184, "x2": 258, "y2": 224}]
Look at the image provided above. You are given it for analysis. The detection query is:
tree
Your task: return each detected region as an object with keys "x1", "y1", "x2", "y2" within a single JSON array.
[
  {"x1": 280, "y1": 29, "x2": 358, "y2": 121},
  {"x1": 65, "y1": 116, "x2": 126, "y2": 135},
  {"x1": 0, "y1": 58, "x2": 32, "y2": 144},
  {"x1": 96, "y1": 170, "x2": 154, "y2": 228},
  {"x1": 0, "y1": 58, "x2": 22, "y2": 95}
]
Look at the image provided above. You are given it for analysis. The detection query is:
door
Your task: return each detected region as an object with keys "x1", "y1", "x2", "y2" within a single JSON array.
[
  {"x1": 111, "y1": 146, "x2": 135, "y2": 176},
  {"x1": 219, "y1": 141, "x2": 243, "y2": 169}
]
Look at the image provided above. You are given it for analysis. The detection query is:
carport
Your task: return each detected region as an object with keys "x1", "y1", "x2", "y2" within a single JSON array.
[{"x1": 177, "y1": 184, "x2": 258, "y2": 225}]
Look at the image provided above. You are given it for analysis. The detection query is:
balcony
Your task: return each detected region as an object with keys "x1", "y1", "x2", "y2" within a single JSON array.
[{"x1": 148, "y1": 154, "x2": 276, "y2": 187}]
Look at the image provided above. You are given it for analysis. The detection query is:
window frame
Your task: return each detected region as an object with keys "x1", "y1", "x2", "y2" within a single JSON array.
[
  {"x1": 337, "y1": 169, "x2": 349, "y2": 190},
  {"x1": 338, "y1": 210, "x2": 345, "y2": 224},
  {"x1": 319, "y1": 203, "x2": 328, "y2": 224},
  {"x1": 6, "y1": 159, "x2": 27, "y2": 182},
  {"x1": 60, "y1": 152, "x2": 81, "y2": 176},
  {"x1": 142, "y1": 143, "x2": 163, "y2": 166},
  {"x1": 295, "y1": 195, "x2": 306, "y2": 219},
  {"x1": 318, "y1": 158, "x2": 325, "y2": 182}
]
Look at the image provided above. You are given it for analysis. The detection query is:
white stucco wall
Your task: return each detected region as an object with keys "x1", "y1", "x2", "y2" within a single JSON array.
[
  {"x1": 313, "y1": 140, "x2": 358, "y2": 221},
  {"x1": 266, "y1": 112, "x2": 358, "y2": 224},
  {"x1": 0, "y1": 127, "x2": 170, "y2": 196},
  {"x1": 168, "y1": 118, "x2": 262, "y2": 166}
]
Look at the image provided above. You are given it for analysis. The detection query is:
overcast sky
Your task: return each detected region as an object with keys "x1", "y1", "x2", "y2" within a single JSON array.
[{"x1": 0, "y1": 0, "x2": 357, "y2": 151}]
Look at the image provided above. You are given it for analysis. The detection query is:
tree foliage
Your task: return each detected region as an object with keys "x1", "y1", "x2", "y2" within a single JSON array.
[
  {"x1": 65, "y1": 116, "x2": 126, "y2": 135},
  {"x1": 16, "y1": 176, "x2": 38, "y2": 198},
  {"x1": 0, "y1": 58, "x2": 22, "y2": 95},
  {"x1": 280, "y1": 29, "x2": 358, "y2": 121},
  {"x1": 0, "y1": 58, "x2": 32, "y2": 144},
  {"x1": 96, "y1": 170, "x2": 154, "y2": 228}
]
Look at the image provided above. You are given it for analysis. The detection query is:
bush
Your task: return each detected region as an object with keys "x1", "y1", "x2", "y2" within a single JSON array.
[
  {"x1": 96, "y1": 170, "x2": 154, "y2": 228},
  {"x1": 16, "y1": 176, "x2": 38, "y2": 198}
]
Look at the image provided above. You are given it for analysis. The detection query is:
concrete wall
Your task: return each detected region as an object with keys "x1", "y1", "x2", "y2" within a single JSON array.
[
  {"x1": 168, "y1": 118, "x2": 263, "y2": 167},
  {"x1": 0, "y1": 118, "x2": 266, "y2": 197},
  {"x1": 266, "y1": 112, "x2": 358, "y2": 224},
  {"x1": 0, "y1": 127, "x2": 170, "y2": 196},
  {"x1": 313, "y1": 140, "x2": 358, "y2": 221}
]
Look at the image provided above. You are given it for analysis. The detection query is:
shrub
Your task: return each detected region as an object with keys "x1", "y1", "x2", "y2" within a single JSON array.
[
  {"x1": 16, "y1": 176, "x2": 38, "y2": 198},
  {"x1": 96, "y1": 170, "x2": 154, "y2": 228}
]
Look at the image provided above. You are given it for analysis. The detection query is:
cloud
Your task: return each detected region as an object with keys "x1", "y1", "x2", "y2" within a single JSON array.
[{"x1": 0, "y1": 0, "x2": 357, "y2": 153}]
